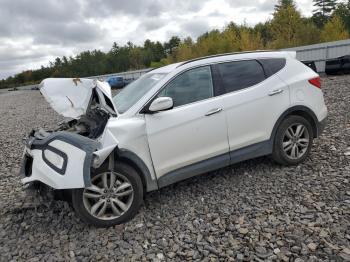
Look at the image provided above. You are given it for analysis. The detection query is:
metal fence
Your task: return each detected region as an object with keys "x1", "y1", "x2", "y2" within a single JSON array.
[
  {"x1": 86, "y1": 68, "x2": 153, "y2": 81},
  {"x1": 283, "y1": 39, "x2": 350, "y2": 72},
  {"x1": 14, "y1": 68, "x2": 153, "y2": 91}
]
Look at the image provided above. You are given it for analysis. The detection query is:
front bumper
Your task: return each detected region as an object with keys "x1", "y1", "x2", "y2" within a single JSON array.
[{"x1": 19, "y1": 131, "x2": 99, "y2": 189}]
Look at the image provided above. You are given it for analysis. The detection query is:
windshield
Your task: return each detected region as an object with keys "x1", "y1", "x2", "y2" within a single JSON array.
[{"x1": 113, "y1": 73, "x2": 166, "y2": 114}]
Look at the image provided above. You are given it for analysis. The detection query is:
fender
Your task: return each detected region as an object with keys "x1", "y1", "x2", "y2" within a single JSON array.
[
  {"x1": 270, "y1": 105, "x2": 319, "y2": 141},
  {"x1": 93, "y1": 147, "x2": 158, "y2": 192},
  {"x1": 115, "y1": 148, "x2": 159, "y2": 192}
]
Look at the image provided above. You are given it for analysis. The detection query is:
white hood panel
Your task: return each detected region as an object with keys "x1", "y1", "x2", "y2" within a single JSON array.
[{"x1": 40, "y1": 78, "x2": 116, "y2": 119}]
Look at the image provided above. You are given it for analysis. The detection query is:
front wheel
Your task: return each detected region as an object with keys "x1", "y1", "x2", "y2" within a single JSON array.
[
  {"x1": 72, "y1": 162, "x2": 143, "y2": 227},
  {"x1": 272, "y1": 115, "x2": 314, "y2": 165}
]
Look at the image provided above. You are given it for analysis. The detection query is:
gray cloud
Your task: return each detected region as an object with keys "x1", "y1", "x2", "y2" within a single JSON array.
[
  {"x1": 82, "y1": 0, "x2": 204, "y2": 17},
  {"x1": 138, "y1": 17, "x2": 170, "y2": 32},
  {"x1": 181, "y1": 19, "x2": 211, "y2": 39},
  {"x1": 0, "y1": 0, "x2": 103, "y2": 44}
]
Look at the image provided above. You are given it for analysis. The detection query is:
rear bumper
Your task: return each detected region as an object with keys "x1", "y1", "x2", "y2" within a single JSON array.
[{"x1": 317, "y1": 117, "x2": 327, "y2": 137}]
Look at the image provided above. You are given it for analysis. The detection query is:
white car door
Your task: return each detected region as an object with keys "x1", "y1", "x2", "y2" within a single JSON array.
[
  {"x1": 144, "y1": 66, "x2": 230, "y2": 186},
  {"x1": 214, "y1": 59, "x2": 290, "y2": 158}
]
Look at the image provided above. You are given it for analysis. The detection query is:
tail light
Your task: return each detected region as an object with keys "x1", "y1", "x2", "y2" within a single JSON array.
[{"x1": 308, "y1": 77, "x2": 321, "y2": 89}]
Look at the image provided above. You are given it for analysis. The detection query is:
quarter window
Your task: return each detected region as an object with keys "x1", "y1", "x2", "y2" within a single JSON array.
[
  {"x1": 259, "y1": 58, "x2": 286, "y2": 78},
  {"x1": 216, "y1": 60, "x2": 266, "y2": 93},
  {"x1": 157, "y1": 66, "x2": 214, "y2": 107}
]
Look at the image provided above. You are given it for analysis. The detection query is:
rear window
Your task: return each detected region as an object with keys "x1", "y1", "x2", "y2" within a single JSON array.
[
  {"x1": 216, "y1": 60, "x2": 266, "y2": 93},
  {"x1": 259, "y1": 58, "x2": 286, "y2": 78}
]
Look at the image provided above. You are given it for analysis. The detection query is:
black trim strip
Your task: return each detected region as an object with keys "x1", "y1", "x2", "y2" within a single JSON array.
[{"x1": 158, "y1": 153, "x2": 230, "y2": 188}]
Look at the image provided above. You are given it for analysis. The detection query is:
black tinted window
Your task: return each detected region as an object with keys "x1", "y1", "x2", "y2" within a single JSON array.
[
  {"x1": 157, "y1": 66, "x2": 214, "y2": 107},
  {"x1": 259, "y1": 58, "x2": 286, "y2": 78},
  {"x1": 217, "y1": 60, "x2": 265, "y2": 93}
]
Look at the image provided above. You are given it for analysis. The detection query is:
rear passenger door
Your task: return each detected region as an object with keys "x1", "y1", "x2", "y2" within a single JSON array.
[{"x1": 214, "y1": 59, "x2": 289, "y2": 159}]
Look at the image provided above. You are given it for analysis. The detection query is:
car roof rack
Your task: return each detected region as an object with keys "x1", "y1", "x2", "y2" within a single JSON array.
[{"x1": 176, "y1": 50, "x2": 274, "y2": 68}]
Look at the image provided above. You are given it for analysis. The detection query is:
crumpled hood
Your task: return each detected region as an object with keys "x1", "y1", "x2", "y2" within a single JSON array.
[{"x1": 39, "y1": 78, "x2": 117, "y2": 119}]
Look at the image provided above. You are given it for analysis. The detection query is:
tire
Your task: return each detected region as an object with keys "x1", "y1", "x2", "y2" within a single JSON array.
[
  {"x1": 272, "y1": 115, "x2": 314, "y2": 166},
  {"x1": 72, "y1": 162, "x2": 143, "y2": 227}
]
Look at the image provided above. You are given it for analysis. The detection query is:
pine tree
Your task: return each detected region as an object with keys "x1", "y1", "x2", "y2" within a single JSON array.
[
  {"x1": 333, "y1": 0, "x2": 350, "y2": 33},
  {"x1": 275, "y1": 0, "x2": 295, "y2": 11},
  {"x1": 312, "y1": 0, "x2": 338, "y2": 27},
  {"x1": 320, "y1": 15, "x2": 349, "y2": 42},
  {"x1": 269, "y1": 3, "x2": 304, "y2": 48}
]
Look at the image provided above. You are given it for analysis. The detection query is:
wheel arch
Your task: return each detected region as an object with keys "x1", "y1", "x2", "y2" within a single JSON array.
[
  {"x1": 113, "y1": 148, "x2": 158, "y2": 193},
  {"x1": 270, "y1": 106, "x2": 319, "y2": 141}
]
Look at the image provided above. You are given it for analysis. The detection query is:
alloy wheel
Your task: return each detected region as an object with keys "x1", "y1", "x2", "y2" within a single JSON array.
[
  {"x1": 282, "y1": 123, "x2": 310, "y2": 160},
  {"x1": 82, "y1": 172, "x2": 134, "y2": 220}
]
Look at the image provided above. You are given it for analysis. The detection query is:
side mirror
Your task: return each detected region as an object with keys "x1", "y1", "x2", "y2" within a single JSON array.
[{"x1": 148, "y1": 97, "x2": 173, "y2": 113}]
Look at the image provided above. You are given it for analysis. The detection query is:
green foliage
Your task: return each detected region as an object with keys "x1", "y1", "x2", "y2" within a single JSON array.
[
  {"x1": 312, "y1": 0, "x2": 338, "y2": 27},
  {"x1": 333, "y1": 0, "x2": 350, "y2": 33},
  {"x1": 320, "y1": 15, "x2": 349, "y2": 42},
  {"x1": 269, "y1": 3, "x2": 304, "y2": 48},
  {"x1": 0, "y1": 0, "x2": 348, "y2": 89},
  {"x1": 275, "y1": 0, "x2": 296, "y2": 11}
]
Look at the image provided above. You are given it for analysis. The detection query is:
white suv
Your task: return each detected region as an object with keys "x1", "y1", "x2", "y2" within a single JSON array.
[{"x1": 20, "y1": 51, "x2": 327, "y2": 227}]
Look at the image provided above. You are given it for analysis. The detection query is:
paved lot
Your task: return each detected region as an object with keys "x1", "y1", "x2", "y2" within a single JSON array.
[{"x1": 0, "y1": 76, "x2": 349, "y2": 261}]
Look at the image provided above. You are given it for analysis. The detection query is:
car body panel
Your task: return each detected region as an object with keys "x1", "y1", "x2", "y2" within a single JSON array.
[
  {"x1": 145, "y1": 96, "x2": 230, "y2": 177},
  {"x1": 99, "y1": 116, "x2": 157, "y2": 181},
  {"x1": 276, "y1": 57, "x2": 328, "y2": 122},
  {"x1": 220, "y1": 72, "x2": 290, "y2": 153},
  {"x1": 40, "y1": 78, "x2": 117, "y2": 119}
]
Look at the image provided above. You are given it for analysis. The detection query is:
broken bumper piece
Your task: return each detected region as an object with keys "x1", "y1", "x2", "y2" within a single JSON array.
[{"x1": 20, "y1": 131, "x2": 99, "y2": 190}]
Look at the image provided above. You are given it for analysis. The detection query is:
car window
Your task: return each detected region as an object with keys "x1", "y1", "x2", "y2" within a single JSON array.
[
  {"x1": 157, "y1": 66, "x2": 214, "y2": 107},
  {"x1": 216, "y1": 60, "x2": 266, "y2": 93},
  {"x1": 259, "y1": 58, "x2": 286, "y2": 77}
]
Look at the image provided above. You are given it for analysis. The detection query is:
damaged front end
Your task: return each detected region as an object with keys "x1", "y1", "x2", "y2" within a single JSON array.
[
  {"x1": 20, "y1": 78, "x2": 118, "y2": 194},
  {"x1": 20, "y1": 131, "x2": 99, "y2": 189}
]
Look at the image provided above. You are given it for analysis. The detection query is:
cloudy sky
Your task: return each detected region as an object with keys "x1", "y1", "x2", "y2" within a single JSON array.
[{"x1": 0, "y1": 0, "x2": 316, "y2": 79}]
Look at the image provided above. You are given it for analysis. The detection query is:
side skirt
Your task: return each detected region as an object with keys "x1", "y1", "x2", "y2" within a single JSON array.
[{"x1": 157, "y1": 140, "x2": 272, "y2": 188}]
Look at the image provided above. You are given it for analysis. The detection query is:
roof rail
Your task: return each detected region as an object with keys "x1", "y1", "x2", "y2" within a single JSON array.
[{"x1": 176, "y1": 50, "x2": 274, "y2": 68}]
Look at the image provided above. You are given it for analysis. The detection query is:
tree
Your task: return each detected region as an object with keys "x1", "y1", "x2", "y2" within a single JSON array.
[
  {"x1": 320, "y1": 15, "x2": 349, "y2": 42},
  {"x1": 269, "y1": 3, "x2": 304, "y2": 48},
  {"x1": 275, "y1": 0, "x2": 295, "y2": 11},
  {"x1": 333, "y1": 0, "x2": 350, "y2": 33},
  {"x1": 238, "y1": 27, "x2": 264, "y2": 51},
  {"x1": 254, "y1": 22, "x2": 273, "y2": 46},
  {"x1": 296, "y1": 18, "x2": 321, "y2": 45},
  {"x1": 312, "y1": 0, "x2": 338, "y2": 27},
  {"x1": 164, "y1": 36, "x2": 181, "y2": 55}
]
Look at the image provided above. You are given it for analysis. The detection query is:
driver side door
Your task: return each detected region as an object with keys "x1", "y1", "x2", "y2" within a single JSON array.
[{"x1": 144, "y1": 66, "x2": 230, "y2": 187}]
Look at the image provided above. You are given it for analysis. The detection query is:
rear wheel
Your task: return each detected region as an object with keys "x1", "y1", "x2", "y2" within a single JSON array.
[
  {"x1": 272, "y1": 115, "x2": 313, "y2": 165},
  {"x1": 72, "y1": 162, "x2": 143, "y2": 227}
]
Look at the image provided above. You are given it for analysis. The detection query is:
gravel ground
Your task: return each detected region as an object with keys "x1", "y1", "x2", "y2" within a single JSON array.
[{"x1": 0, "y1": 75, "x2": 349, "y2": 261}]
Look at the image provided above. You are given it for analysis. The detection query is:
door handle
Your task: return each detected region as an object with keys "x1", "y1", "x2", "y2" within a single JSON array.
[
  {"x1": 205, "y1": 108, "x2": 222, "y2": 116},
  {"x1": 268, "y1": 89, "x2": 284, "y2": 96}
]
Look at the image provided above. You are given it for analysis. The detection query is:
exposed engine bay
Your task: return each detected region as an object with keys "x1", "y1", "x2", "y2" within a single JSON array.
[
  {"x1": 32, "y1": 83, "x2": 112, "y2": 140},
  {"x1": 55, "y1": 107, "x2": 109, "y2": 139}
]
